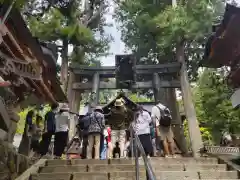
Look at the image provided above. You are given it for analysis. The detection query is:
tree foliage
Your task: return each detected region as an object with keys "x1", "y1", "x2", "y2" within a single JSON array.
[
  {"x1": 128, "y1": 93, "x2": 152, "y2": 103},
  {"x1": 115, "y1": 0, "x2": 224, "y2": 80},
  {"x1": 17, "y1": 105, "x2": 51, "y2": 134},
  {"x1": 27, "y1": 0, "x2": 111, "y2": 63},
  {"x1": 19, "y1": 0, "x2": 112, "y2": 91},
  {"x1": 193, "y1": 69, "x2": 240, "y2": 142}
]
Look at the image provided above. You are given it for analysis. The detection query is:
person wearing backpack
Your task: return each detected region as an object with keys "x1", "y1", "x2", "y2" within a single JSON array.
[
  {"x1": 87, "y1": 106, "x2": 105, "y2": 159},
  {"x1": 78, "y1": 112, "x2": 91, "y2": 159},
  {"x1": 151, "y1": 103, "x2": 175, "y2": 158}
]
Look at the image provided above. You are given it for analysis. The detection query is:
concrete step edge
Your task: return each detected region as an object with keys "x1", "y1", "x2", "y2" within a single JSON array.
[{"x1": 35, "y1": 170, "x2": 238, "y2": 175}]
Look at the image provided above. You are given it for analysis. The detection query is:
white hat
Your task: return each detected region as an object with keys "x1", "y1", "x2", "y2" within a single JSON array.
[
  {"x1": 114, "y1": 99, "x2": 124, "y2": 107},
  {"x1": 95, "y1": 106, "x2": 103, "y2": 112},
  {"x1": 60, "y1": 103, "x2": 69, "y2": 111}
]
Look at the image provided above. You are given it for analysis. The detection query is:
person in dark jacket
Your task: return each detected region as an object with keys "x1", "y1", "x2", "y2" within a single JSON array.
[
  {"x1": 107, "y1": 99, "x2": 133, "y2": 158},
  {"x1": 39, "y1": 103, "x2": 58, "y2": 156},
  {"x1": 87, "y1": 106, "x2": 105, "y2": 159},
  {"x1": 30, "y1": 115, "x2": 42, "y2": 154},
  {"x1": 18, "y1": 110, "x2": 35, "y2": 156},
  {"x1": 79, "y1": 112, "x2": 91, "y2": 159}
]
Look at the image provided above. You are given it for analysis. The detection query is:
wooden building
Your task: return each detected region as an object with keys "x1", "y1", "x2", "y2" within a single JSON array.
[
  {"x1": 0, "y1": 4, "x2": 67, "y2": 142},
  {"x1": 203, "y1": 3, "x2": 240, "y2": 107}
]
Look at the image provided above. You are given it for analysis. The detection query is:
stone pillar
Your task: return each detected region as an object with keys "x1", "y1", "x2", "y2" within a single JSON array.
[
  {"x1": 153, "y1": 73, "x2": 167, "y2": 103},
  {"x1": 166, "y1": 88, "x2": 188, "y2": 154},
  {"x1": 153, "y1": 73, "x2": 188, "y2": 154},
  {"x1": 177, "y1": 44, "x2": 203, "y2": 157},
  {"x1": 67, "y1": 71, "x2": 81, "y2": 139},
  {"x1": 92, "y1": 72, "x2": 100, "y2": 106}
]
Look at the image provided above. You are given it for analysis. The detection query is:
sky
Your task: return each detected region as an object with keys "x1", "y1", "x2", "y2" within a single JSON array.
[{"x1": 99, "y1": 0, "x2": 127, "y2": 66}]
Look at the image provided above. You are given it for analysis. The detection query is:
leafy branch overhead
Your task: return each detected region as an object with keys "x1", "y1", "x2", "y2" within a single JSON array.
[
  {"x1": 115, "y1": 0, "x2": 224, "y2": 80},
  {"x1": 23, "y1": 0, "x2": 111, "y2": 63}
]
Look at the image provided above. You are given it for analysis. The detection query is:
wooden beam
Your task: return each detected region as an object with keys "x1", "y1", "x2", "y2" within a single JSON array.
[
  {"x1": 72, "y1": 80, "x2": 180, "y2": 90},
  {"x1": 70, "y1": 62, "x2": 181, "y2": 76},
  {"x1": 70, "y1": 62, "x2": 180, "y2": 70}
]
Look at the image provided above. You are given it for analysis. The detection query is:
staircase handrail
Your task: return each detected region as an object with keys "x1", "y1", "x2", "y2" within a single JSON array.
[{"x1": 129, "y1": 125, "x2": 156, "y2": 180}]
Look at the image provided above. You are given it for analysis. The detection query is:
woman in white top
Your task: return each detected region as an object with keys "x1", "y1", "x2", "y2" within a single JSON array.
[
  {"x1": 54, "y1": 103, "x2": 70, "y2": 158},
  {"x1": 132, "y1": 105, "x2": 153, "y2": 157}
]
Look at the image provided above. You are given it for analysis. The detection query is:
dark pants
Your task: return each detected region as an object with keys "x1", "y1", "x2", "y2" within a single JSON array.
[
  {"x1": 54, "y1": 131, "x2": 68, "y2": 157},
  {"x1": 31, "y1": 139, "x2": 40, "y2": 152},
  {"x1": 138, "y1": 134, "x2": 153, "y2": 156},
  {"x1": 138, "y1": 134, "x2": 153, "y2": 180},
  {"x1": 39, "y1": 132, "x2": 54, "y2": 156},
  {"x1": 82, "y1": 135, "x2": 88, "y2": 159},
  {"x1": 155, "y1": 136, "x2": 164, "y2": 152}
]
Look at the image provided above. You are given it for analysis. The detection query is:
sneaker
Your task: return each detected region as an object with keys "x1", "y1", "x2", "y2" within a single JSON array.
[
  {"x1": 172, "y1": 155, "x2": 177, "y2": 158},
  {"x1": 165, "y1": 155, "x2": 172, "y2": 158}
]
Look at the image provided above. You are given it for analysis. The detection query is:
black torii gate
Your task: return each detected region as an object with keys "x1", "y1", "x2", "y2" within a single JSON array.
[{"x1": 67, "y1": 54, "x2": 203, "y2": 157}]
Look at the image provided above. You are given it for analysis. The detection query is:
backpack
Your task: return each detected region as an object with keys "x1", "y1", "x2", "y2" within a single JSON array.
[
  {"x1": 79, "y1": 115, "x2": 91, "y2": 131},
  {"x1": 156, "y1": 105, "x2": 172, "y2": 127}
]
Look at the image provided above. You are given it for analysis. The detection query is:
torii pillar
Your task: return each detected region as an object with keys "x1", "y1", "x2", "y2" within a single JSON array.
[
  {"x1": 153, "y1": 73, "x2": 188, "y2": 154},
  {"x1": 67, "y1": 71, "x2": 82, "y2": 138},
  {"x1": 177, "y1": 44, "x2": 203, "y2": 157}
]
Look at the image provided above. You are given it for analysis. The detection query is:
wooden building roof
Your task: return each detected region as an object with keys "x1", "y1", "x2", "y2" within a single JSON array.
[
  {"x1": 102, "y1": 93, "x2": 138, "y2": 114},
  {"x1": 0, "y1": 4, "x2": 67, "y2": 107},
  {"x1": 202, "y1": 4, "x2": 240, "y2": 68}
]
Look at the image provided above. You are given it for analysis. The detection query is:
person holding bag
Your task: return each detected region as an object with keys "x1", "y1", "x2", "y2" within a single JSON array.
[{"x1": 87, "y1": 106, "x2": 105, "y2": 159}]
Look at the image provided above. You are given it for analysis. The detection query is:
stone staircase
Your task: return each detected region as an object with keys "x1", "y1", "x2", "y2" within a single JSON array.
[{"x1": 30, "y1": 157, "x2": 240, "y2": 180}]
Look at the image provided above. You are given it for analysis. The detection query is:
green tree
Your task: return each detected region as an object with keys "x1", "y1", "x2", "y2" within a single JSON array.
[
  {"x1": 128, "y1": 93, "x2": 151, "y2": 103},
  {"x1": 25, "y1": 0, "x2": 111, "y2": 92},
  {"x1": 193, "y1": 69, "x2": 240, "y2": 143},
  {"x1": 115, "y1": 0, "x2": 224, "y2": 81}
]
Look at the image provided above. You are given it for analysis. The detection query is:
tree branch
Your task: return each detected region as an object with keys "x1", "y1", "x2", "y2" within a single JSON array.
[{"x1": 84, "y1": 2, "x2": 106, "y2": 27}]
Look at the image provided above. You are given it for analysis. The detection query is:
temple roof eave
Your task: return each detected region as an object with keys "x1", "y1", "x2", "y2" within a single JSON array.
[{"x1": 0, "y1": 4, "x2": 67, "y2": 104}]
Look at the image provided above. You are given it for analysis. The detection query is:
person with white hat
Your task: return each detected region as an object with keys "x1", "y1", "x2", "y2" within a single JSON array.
[
  {"x1": 87, "y1": 106, "x2": 105, "y2": 159},
  {"x1": 107, "y1": 98, "x2": 133, "y2": 158},
  {"x1": 54, "y1": 103, "x2": 70, "y2": 158}
]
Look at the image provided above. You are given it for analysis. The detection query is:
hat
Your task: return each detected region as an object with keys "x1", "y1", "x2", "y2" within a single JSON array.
[
  {"x1": 60, "y1": 103, "x2": 69, "y2": 111},
  {"x1": 114, "y1": 99, "x2": 124, "y2": 107},
  {"x1": 94, "y1": 106, "x2": 103, "y2": 112}
]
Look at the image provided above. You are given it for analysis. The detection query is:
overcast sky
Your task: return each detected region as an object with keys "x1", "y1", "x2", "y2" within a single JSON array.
[{"x1": 99, "y1": 0, "x2": 128, "y2": 66}]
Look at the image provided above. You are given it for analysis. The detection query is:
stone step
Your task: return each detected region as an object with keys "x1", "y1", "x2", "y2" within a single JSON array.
[
  {"x1": 46, "y1": 159, "x2": 109, "y2": 166},
  {"x1": 32, "y1": 170, "x2": 239, "y2": 180},
  {"x1": 46, "y1": 157, "x2": 218, "y2": 166},
  {"x1": 31, "y1": 173, "x2": 71, "y2": 180},
  {"x1": 199, "y1": 171, "x2": 239, "y2": 179},
  {"x1": 184, "y1": 164, "x2": 227, "y2": 171},
  {"x1": 145, "y1": 157, "x2": 218, "y2": 164},
  {"x1": 154, "y1": 171, "x2": 239, "y2": 180},
  {"x1": 40, "y1": 164, "x2": 227, "y2": 173}
]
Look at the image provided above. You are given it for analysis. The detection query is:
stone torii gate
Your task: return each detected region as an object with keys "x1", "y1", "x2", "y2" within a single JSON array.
[{"x1": 68, "y1": 54, "x2": 203, "y2": 157}]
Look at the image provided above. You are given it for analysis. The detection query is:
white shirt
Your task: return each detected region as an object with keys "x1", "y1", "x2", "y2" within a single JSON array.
[
  {"x1": 133, "y1": 110, "x2": 152, "y2": 135},
  {"x1": 103, "y1": 129, "x2": 108, "y2": 145},
  {"x1": 55, "y1": 111, "x2": 70, "y2": 132},
  {"x1": 151, "y1": 103, "x2": 166, "y2": 127}
]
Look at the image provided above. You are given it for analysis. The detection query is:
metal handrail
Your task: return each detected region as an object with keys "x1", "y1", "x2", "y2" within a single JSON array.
[{"x1": 130, "y1": 125, "x2": 156, "y2": 180}]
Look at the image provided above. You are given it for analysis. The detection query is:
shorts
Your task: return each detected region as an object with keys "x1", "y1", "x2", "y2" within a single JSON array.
[{"x1": 159, "y1": 126, "x2": 173, "y2": 143}]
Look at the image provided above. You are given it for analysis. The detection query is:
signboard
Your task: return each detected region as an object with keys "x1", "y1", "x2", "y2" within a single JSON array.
[{"x1": 231, "y1": 88, "x2": 240, "y2": 108}]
